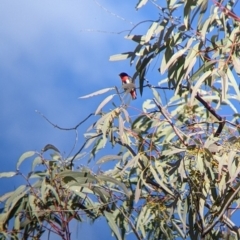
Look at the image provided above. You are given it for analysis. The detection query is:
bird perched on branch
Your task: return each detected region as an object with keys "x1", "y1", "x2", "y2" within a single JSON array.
[{"x1": 119, "y1": 72, "x2": 137, "y2": 100}]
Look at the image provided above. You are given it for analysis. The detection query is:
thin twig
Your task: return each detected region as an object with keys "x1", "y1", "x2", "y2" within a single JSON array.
[
  {"x1": 70, "y1": 133, "x2": 102, "y2": 166},
  {"x1": 195, "y1": 93, "x2": 225, "y2": 137},
  {"x1": 114, "y1": 136, "x2": 177, "y2": 198},
  {"x1": 36, "y1": 111, "x2": 95, "y2": 159},
  {"x1": 116, "y1": 205, "x2": 143, "y2": 240},
  {"x1": 36, "y1": 110, "x2": 94, "y2": 131},
  {"x1": 202, "y1": 183, "x2": 240, "y2": 237},
  {"x1": 153, "y1": 98, "x2": 187, "y2": 146},
  {"x1": 93, "y1": 0, "x2": 135, "y2": 25}
]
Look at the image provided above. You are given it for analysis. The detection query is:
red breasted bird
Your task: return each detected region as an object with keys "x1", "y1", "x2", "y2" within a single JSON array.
[{"x1": 119, "y1": 72, "x2": 137, "y2": 100}]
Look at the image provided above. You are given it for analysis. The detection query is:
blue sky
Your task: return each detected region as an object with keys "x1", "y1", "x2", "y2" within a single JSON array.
[
  {"x1": 0, "y1": 0, "x2": 155, "y2": 170},
  {"x1": 1, "y1": 0, "x2": 240, "y2": 239},
  {"x1": 0, "y1": 0, "x2": 159, "y2": 239}
]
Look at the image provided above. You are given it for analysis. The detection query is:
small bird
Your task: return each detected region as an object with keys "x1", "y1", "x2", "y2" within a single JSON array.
[{"x1": 119, "y1": 72, "x2": 137, "y2": 100}]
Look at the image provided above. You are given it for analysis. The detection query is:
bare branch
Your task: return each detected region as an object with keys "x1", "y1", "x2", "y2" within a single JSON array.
[{"x1": 36, "y1": 110, "x2": 94, "y2": 131}]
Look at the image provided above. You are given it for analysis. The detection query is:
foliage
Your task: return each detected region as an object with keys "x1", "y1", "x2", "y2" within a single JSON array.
[{"x1": 1, "y1": 0, "x2": 240, "y2": 239}]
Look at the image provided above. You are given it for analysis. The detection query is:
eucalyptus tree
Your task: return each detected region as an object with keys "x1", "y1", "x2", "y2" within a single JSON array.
[{"x1": 1, "y1": 1, "x2": 240, "y2": 239}]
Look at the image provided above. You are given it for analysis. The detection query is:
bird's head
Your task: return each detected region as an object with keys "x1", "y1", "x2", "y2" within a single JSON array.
[{"x1": 119, "y1": 72, "x2": 129, "y2": 78}]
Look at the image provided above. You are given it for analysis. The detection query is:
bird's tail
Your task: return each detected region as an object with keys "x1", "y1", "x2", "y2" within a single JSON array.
[{"x1": 130, "y1": 90, "x2": 137, "y2": 100}]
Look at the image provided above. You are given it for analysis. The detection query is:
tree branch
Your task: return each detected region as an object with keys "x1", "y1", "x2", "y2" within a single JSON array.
[
  {"x1": 36, "y1": 110, "x2": 94, "y2": 131},
  {"x1": 153, "y1": 98, "x2": 187, "y2": 146},
  {"x1": 202, "y1": 183, "x2": 240, "y2": 237},
  {"x1": 70, "y1": 133, "x2": 102, "y2": 166},
  {"x1": 195, "y1": 93, "x2": 225, "y2": 137}
]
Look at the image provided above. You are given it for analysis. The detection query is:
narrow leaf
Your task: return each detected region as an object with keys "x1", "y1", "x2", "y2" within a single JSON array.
[
  {"x1": 136, "y1": 0, "x2": 148, "y2": 9},
  {"x1": 79, "y1": 88, "x2": 115, "y2": 99},
  {"x1": 121, "y1": 107, "x2": 130, "y2": 122},
  {"x1": 134, "y1": 179, "x2": 141, "y2": 203},
  {"x1": 190, "y1": 70, "x2": 212, "y2": 105},
  {"x1": 151, "y1": 88, "x2": 162, "y2": 105},
  {"x1": 150, "y1": 166, "x2": 175, "y2": 196},
  {"x1": 42, "y1": 144, "x2": 60, "y2": 153},
  {"x1": 0, "y1": 172, "x2": 17, "y2": 178},
  {"x1": 219, "y1": 70, "x2": 228, "y2": 101},
  {"x1": 200, "y1": 15, "x2": 212, "y2": 42},
  {"x1": 118, "y1": 114, "x2": 124, "y2": 143},
  {"x1": 232, "y1": 55, "x2": 240, "y2": 76},
  {"x1": 184, "y1": 42, "x2": 200, "y2": 70},
  {"x1": 109, "y1": 52, "x2": 133, "y2": 61},
  {"x1": 227, "y1": 68, "x2": 240, "y2": 100},
  {"x1": 161, "y1": 49, "x2": 187, "y2": 74},
  {"x1": 145, "y1": 21, "x2": 158, "y2": 43},
  {"x1": 98, "y1": 175, "x2": 130, "y2": 198},
  {"x1": 96, "y1": 155, "x2": 122, "y2": 164},
  {"x1": 17, "y1": 151, "x2": 35, "y2": 170},
  {"x1": 104, "y1": 211, "x2": 122, "y2": 240},
  {"x1": 95, "y1": 94, "x2": 116, "y2": 115},
  {"x1": 184, "y1": 56, "x2": 197, "y2": 79},
  {"x1": 172, "y1": 220, "x2": 185, "y2": 238}
]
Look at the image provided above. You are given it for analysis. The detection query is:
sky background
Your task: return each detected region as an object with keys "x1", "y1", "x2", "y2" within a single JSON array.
[
  {"x1": 0, "y1": 0, "x2": 160, "y2": 170},
  {"x1": 1, "y1": 0, "x2": 240, "y2": 239},
  {"x1": 0, "y1": 0, "x2": 159, "y2": 239}
]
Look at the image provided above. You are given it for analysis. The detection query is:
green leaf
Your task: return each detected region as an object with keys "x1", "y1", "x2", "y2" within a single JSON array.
[
  {"x1": 4, "y1": 185, "x2": 27, "y2": 213},
  {"x1": 142, "y1": 99, "x2": 155, "y2": 113},
  {"x1": 14, "y1": 213, "x2": 21, "y2": 231},
  {"x1": 149, "y1": 165, "x2": 175, "y2": 196},
  {"x1": 190, "y1": 70, "x2": 212, "y2": 105},
  {"x1": 118, "y1": 114, "x2": 124, "y2": 143},
  {"x1": 125, "y1": 34, "x2": 146, "y2": 44},
  {"x1": 219, "y1": 70, "x2": 228, "y2": 101},
  {"x1": 162, "y1": 37, "x2": 194, "y2": 75},
  {"x1": 46, "y1": 184, "x2": 60, "y2": 203},
  {"x1": 120, "y1": 153, "x2": 140, "y2": 174},
  {"x1": 96, "y1": 155, "x2": 122, "y2": 164},
  {"x1": 232, "y1": 55, "x2": 240, "y2": 76},
  {"x1": 28, "y1": 194, "x2": 38, "y2": 218},
  {"x1": 17, "y1": 151, "x2": 35, "y2": 170},
  {"x1": 184, "y1": 56, "x2": 196, "y2": 79},
  {"x1": 104, "y1": 211, "x2": 122, "y2": 240},
  {"x1": 121, "y1": 107, "x2": 130, "y2": 122},
  {"x1": 0, "y1": 191, "x2": 14, "y2": 202},
  {"x1": 151, "y1": 87, "x2": 162, "y2": 105},
  {"x1": 92, "y1": 186, "x2": 110, "y2": 203},
  {"x1": 227, "y1": 68, "x2": 240, "y2": 100},
  {"x1": 134, "y1": 179, "x2": 142, "y2": 203},
  {"x1": 191, "y1": 60, "x2": 215, "y2": 82},
  {"x1": 172, "y1": 220, "x2": 185, "y2": 239},
  {"x1": 137, "y1": 205, "x2": 150, "y2": 238},
  {"x1": 79, "y1": 88, "x2": 115, "y2": 99},
  {"x1": 42, "y1": 144, "x2": 60, "y2": 153},
  {"x1": 95, "y1": 94, "x2": 116, "y2": 115},
  {"x1": 109, "y1": 52, "x2": 133, "y2": 61},
  {"x1": 164, "y1": 24, "x2": 176, "y2": 42},
  {"x1": 0, "y1": 213, "x2": 8, "y2": 227},
  {"x1": 144, "y1": 21, "x2": 158, "y2": 43},
  {"x1": 161, "y1": 49, "x2": 187, "y2": 74},
  {"x1": 31, "y1": 156, "x2": 43, "y2": 171},
  {"x1": 60, "y1": 171, "x2": 98, "y2": 183},
  {"x1": 183, "y1": 1, "x2": 192, "y2": 29},
  {"x1": 97, "y1": 175, "x2": 131, "y2": 198},
  {"x1": 0, "y1": 172, "x2": 17, "y2": 178},
  {"x1": 136, "y1": 0, "x2": 148, "y2": 9},
  {"x1": 200, "y1": 13, "x2": 216, "y2": 42}
]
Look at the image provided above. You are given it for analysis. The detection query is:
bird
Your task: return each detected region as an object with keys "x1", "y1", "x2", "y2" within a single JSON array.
[{"x1": 119, "y1": 72, "x2": 137, "y2": 100}]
